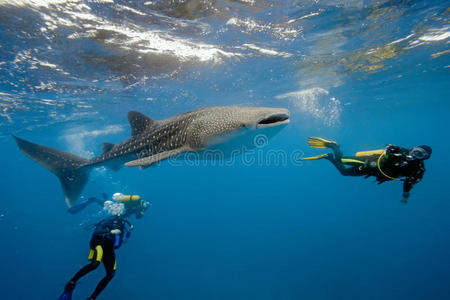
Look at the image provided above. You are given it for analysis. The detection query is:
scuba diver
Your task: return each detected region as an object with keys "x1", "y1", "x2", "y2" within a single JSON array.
[
  {"x1": 68, "y1": 193, "x2": 150, "y2": 218},
  {"x1": 111, "y1": 193, "x2": 150, "y2": 219},
  {"x1": 58, "y1": 215, "x2": 134, "y2": 300},
  {"x1": 301, "y1": 137, "x2": 432, "y2": 203}
]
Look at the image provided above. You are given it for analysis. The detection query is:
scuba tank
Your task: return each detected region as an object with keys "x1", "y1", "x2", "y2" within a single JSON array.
[
  {"x1": 112, "y1": 193, "x2": 150, "y2": 219},
  {"x1": 112, "y1": 193, "x2": 141, "y2": 202}
]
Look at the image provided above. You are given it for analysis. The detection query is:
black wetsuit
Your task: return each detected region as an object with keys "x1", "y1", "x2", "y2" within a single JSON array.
[
  {"x1": 68, "y1": 216, "x2": 132, "y2": 299},
  {"x1": 327, "y1": 144, "x2": 425, "y2": 196}
]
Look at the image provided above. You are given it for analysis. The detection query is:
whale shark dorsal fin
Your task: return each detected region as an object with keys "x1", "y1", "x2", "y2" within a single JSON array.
[
  {"x1": 102, "y1": 142, "x2": 115, "y2": 154},
  {"x1": 128, "y1": 111, "x2": 157, "y2": 136},
  {"x1": 124, "y1": 146, "x2": 191, "y2": 167}
]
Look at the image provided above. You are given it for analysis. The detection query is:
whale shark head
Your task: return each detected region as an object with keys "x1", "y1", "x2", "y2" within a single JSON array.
[{"x1": 186, "y1": 106, "x2": 290, "y2": 150}]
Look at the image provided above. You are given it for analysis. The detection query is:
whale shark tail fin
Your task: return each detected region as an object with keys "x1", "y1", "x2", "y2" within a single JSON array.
[{"x1": 13, "y1": 135, "x2": 91, "y2": 207}]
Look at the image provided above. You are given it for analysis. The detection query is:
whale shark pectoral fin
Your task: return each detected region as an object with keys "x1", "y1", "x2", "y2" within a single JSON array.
[{"x1": 124, "y1": 146, "x2": 191, "y2": 168}]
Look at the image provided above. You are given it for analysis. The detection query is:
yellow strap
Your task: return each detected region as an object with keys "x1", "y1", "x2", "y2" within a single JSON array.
[
  {"x1": 95, "y1": 245, "x2": 104, "y2": 262},
  {"x1": 88, "y1": 245, "x2": 104, "y2": 262},
  {"x1": 113, "y1": 260, "x2": 117, "y2": 270},
  {"x1": 377, "y1": 152, "x2": 400, "y2": 181},
  {"x1": 88, "y1": 249, "x2": 95, "y2": 260},
  {"x1": 340, "y1": 158, "x2": 365, "y2": 164}
]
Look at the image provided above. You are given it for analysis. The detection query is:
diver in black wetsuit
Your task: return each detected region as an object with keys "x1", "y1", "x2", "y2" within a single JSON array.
[
  {"x1": 58, "y1": 215, "x2": 133, "y2": 300},
  {"x1": 302, "y1": 137, "x2": 432, "y2": 203}
]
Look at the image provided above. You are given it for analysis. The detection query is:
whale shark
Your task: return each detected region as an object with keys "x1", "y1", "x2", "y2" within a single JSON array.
[{"x1": 13, "y1": 106, "x2": 290, "y2": 207}]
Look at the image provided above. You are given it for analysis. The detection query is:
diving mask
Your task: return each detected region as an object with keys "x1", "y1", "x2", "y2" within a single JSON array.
[
  {"x1": 142, "y1": 201, "x2": 151, "y2": 209},
  {"x1": 410, "y1": 147, "x2": 430, "y2": 160}
]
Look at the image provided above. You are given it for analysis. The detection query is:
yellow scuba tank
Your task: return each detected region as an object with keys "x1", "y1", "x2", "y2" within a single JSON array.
[
  {"x1": 355, "y1": 149, "x2": 384, "y2": 157},
  {"x1": 113, "y1": 193, "x2": 141, "y2": 202}
]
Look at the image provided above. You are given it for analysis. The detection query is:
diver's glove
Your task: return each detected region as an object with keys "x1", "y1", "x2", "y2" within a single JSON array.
[
  {"x1": 401, "y1": 191, "x2": 410, "y2": 204},
  {"x1": 125, "y1": 225, "x2": 133, "y2": 240}
]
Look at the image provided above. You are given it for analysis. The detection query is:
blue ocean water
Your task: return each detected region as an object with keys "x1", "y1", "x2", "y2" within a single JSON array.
[{"x1": 1, "y1": 1, "x2": 449, "y2": 299}]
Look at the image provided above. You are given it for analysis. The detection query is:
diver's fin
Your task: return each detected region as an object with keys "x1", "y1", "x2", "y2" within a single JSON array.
[
  {"x1": 57, "y1": 289, "x2": 72, "y2": 300},
  {"x1": 355, "y1": 149, "x2": 384, "y2": 157},
  {"x1": 307, "y1": 137, "x2": 338, "y2": 149},
  {"x1": 102, "y1": 142, "x2": 116, "y2": 154},
  {"x1": 125, "y1": 146, "x2": 191, "y2": 167},
  {"x1": 128, "y1": 111, "x2": 158, "y2": 136},
  {"x1": 67, "y1": 200, "x2": 92, "y2": 214},
  {"x1": 300, "y1": 153, "x2": 330, "y2": 161},
  {"x1": 13, "y1": 135, "x2": 90, "y2": 207}
]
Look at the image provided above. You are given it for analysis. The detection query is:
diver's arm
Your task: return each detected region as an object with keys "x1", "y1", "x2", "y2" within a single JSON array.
[
  {"x1": 123, "y1": 219, "x2": 133, "y2": 228},
  {"x1": 401, "y1": 165, "x2": 425, "y2": 203},
  {"x1": 401, "y1": 180, "x2": 413, "y2": 203},
  {"x1": 122, "y1": 219, "x2": 133, "y2": 234},
  {"x1": 123, "y1": 220, "x2": 133, "y2": 241}
]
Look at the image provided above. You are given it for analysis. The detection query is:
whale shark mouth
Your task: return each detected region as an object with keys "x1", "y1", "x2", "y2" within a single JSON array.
[{"x1": 256, "y1": 112, "x2": 290, "y2": 128}]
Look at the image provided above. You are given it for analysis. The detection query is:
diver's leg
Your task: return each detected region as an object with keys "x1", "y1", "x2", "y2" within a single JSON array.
[
  {"x1": 329, "y1": 143, "x2": 343, "y2": 160},
  {"x1": 65, "y1": 246, "x2": 103, "y2": 291},
  {"x1": 89, "y1": 197, "x2": 105, "y2": 207},
  {"x1": 88, "y1": 247, "x2": 116, "y2": 299},
  {"x1": 326, "y1": 155, "x2": 364, "y2": 177},
  {"x1": 67, "y1": 197, "x2": 104, "y2": 214},
  {"x1": 70, "y1": 246, "x2": 103, "y2": 282},
  {"x1": 68, "y1": 261, "x2": 100, "y2": 287}
]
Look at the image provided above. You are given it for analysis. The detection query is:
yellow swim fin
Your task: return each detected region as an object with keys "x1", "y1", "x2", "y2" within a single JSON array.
[
  {"x1": 307, "y1": 137, "x2": 338, "y2": 149},
  {"x1": 300, "y1": 153, "x2": 330, "y2": 161}
]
